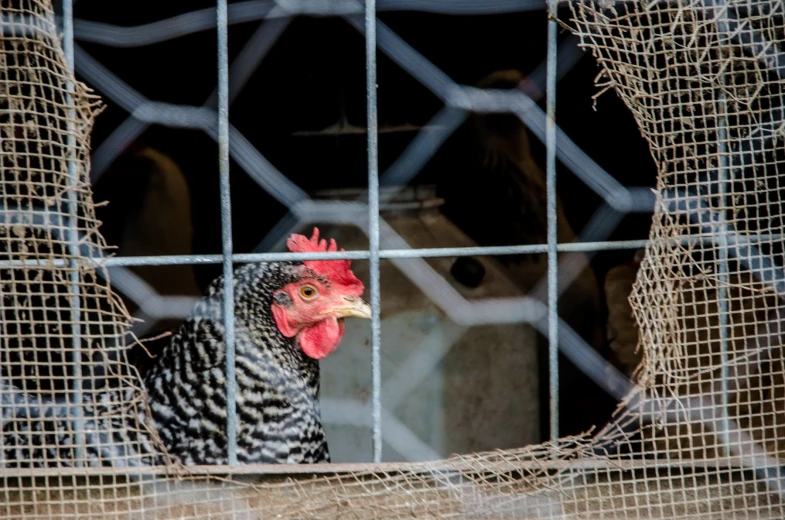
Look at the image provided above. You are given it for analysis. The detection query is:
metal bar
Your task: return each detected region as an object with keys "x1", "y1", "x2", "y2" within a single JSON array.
[
  {"x1": 95, "y1": 235, "x2": 785, "y2": 264},
  {"x1": 715, "y1": 9, "x2": 732, "y2": 457},
  {"x1": 216, "y1": 0, "x2": 238, "y2": 466},
  {"x1": 6, "y1": 233, "x2": 785, "y2": 270},
  {"x1": 365, "y1": 0, "x2": 383, "y2": 464},
  {"x1": 546, "y1": 0, "x2": 559, "y2": 442},
  {"x1": 380, "y1": 240, "x2": 647, "y2": 257},
  {"x1": 61, "y1": 0, "x2": 87, "y2": 468},
  {"x1": 0, "y1": 457, "x2": 767, "y2": 478},
  {"x1": 68, "y1": 0, "x2": 545, "y2": 49},
  {"x1": 717, "y1": 105, "x2": 732, "y2": 455}
]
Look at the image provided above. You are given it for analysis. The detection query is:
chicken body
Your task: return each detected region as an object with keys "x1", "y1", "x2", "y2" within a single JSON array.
[{"x1": 144, "y1": 262, "x2": 329, "y2": 465}]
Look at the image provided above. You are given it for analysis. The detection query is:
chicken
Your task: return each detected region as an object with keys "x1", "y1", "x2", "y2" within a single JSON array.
[
  {"x1": 93, "y1": 145, "x2": 200, "y2": 299},
  {"x1": 93, "y1": 145, "x2": 202, "y2": 341},
  {"x1": 1, "y1": 228, "x2": 371, "y2": 467},
  {"x1": 438, "y1": 69, "x2": 608, "y2": 436},
  {"x1": 603, "y1": 249, "x2": 645, "y2": 378}
]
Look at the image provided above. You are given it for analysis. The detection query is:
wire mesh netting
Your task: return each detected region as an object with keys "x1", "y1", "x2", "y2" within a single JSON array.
[{"x1": 2, "y1": 0, "x2": 785, "y2": 518}]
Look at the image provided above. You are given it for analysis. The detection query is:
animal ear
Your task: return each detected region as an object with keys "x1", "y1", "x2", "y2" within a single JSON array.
[
  {"x1": 271, "y1": 304, "x2": 298, "y2": 338},
  {"x1": 273, "y1": 291, "x2": 293, "y2": 307}
]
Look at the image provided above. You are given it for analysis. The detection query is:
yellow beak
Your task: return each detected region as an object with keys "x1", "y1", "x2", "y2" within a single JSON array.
[{"x1": 327, "y1": 296, "x2": 372, "y2": 320}]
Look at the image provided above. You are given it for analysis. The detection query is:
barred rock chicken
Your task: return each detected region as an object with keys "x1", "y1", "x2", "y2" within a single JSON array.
[{"x1": 1, "y1": 228, "x2": 370, "y2": 467}]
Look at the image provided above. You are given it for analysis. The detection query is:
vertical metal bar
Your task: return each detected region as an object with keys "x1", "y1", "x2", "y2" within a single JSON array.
[
  {"x1": 716, "y1": 98, "x2": 731, "y2": 455},
  {"x1": 216, "y1": 0, "x2": 238, "y2": 466},
  {"x1": 715, "y1": 12, "x2": 732, "y2": 456},
  {"x1": 62, "y1": 0, "x2": 87, "y2": 467},
  {"x1": 546, "y1": 0, "x2": 560, "y2": 442},
  {"x1": 365, "y1": 0, "x2": 383, "y2": 463}
]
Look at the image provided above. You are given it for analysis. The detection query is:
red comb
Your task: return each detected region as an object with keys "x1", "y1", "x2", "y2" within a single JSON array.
[{"x1": 287, "y1": 227, "x2": 364, "y2": 295}]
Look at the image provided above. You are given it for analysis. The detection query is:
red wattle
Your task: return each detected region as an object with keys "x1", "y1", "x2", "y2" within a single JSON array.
[{"x1": 298, "y1": 317, "x2": 345, "y2": 360}]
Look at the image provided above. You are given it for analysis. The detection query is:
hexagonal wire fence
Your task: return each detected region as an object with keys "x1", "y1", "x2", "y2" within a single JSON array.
[
  {"x1": 62, "y1": 0, "x2": 658, "y2": 465},
  {"x1": 3, "y1": 0, "x2": 785, "y2": 518}
]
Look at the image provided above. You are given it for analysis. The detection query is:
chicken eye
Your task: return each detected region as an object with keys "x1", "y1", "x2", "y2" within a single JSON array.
[{"x1": 299, "y1": 285, "x2": 318, "y2": 300}]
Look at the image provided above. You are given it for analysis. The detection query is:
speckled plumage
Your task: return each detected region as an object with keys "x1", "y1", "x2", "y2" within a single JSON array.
[
  {"x1": 144, "y1": 261, "x2": 330, "y2": 465},
  {"x1": 1, "y1": 261, "x2": 332, "y2": 467}
]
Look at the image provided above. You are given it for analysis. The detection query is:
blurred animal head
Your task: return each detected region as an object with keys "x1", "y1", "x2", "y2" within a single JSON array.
[{"x1": 472, "y1": 69, "x2": 531, "y2": 155}]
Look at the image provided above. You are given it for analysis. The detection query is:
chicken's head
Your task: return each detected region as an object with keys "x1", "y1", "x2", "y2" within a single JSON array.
[{"x1": 271, "y1": 228, "x2": 370, "y2": 360}]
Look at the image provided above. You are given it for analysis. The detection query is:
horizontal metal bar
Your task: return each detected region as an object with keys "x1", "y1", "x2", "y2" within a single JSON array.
[
  {"x1": 380, "y1": 239, "x2": 650, "y2": 258},
  {"x1": 104, "y1": 239, "x2": 648, "y2": 262},
  {"x1": 0, "y1": 458, "x2": 773, "y2": 479},
  {"x1": 104, "y1": 250, "x2": 371, "y2": 266},
  {"x1": 5, "y1": 233, "x2": 785, "y2": 269},
  {"x1": 68, "y1": 0, "x2": 546, "y2": 48},
  {"x1": 0, "y1": 241, "x2": 645, "y2": 268}
]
